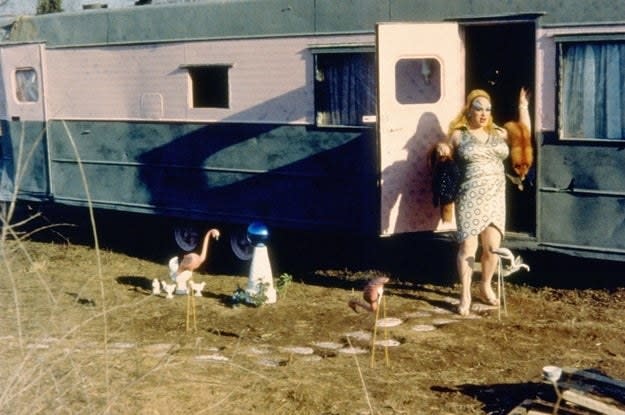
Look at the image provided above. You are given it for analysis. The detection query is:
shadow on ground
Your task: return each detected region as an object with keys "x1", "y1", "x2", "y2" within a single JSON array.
[
  {"x1": 432, "y1": 382, "x2": 552, "y2": 415},
  {"x1": 11, "y1": 203, "x2": 625, "y2": 291}
]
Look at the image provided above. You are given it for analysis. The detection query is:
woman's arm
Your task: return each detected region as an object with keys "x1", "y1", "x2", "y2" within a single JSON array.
[{"x1": 518, "y1": 87, "x2": 531, "y2": 134}]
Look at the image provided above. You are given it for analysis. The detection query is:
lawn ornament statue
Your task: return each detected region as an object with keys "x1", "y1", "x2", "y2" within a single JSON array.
[
  {"x1": 152, "y1": 278, "x2": 161, "y2": 295},
  {"x1": 190, "y1": 281, "x2": 206, "y2": 297},
  {"x1": 490, "y1": 247, "x2": 530, "y2": 319},
  {"x1": 348, "y1": 276, "x2": 390, "y2": 313},
  {"x1": 244, "y1": 222, "x2": 277, "y2": 304},
  {"x1": 167, "y1": 228, "x2": 219, "y2": 294},
  {"x1": 347, "y1": 276, "x2": 392, "y2": 368},
  {"x1": 161, "y1": 281, "x2": 176, "y2": 299}
]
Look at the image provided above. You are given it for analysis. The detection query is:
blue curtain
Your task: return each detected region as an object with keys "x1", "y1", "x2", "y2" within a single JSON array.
[
  {"x1": 562, "y1": 42, "x2": 625, "y2": 140},
  {"x1": 317, "y1": 53, "x2": 375, "y2": 126}
]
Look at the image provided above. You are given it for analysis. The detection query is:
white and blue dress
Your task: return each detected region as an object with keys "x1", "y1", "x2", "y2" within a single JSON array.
[{"x1": 454, "y1": 127, "x2": 509, "y2": 242}]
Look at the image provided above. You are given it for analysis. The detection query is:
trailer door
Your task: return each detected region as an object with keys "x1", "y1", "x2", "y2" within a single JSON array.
[
  {"x1": 377, "y1": 23, "x2": 464, "y2": 236},
  {"x1": 0, "y1": 43, "x2": 49, "y2": 202}
]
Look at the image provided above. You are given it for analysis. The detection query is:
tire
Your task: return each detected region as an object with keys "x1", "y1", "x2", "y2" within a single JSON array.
[
  {"x1": 173, "y1": 224, "x2": 200, "y2": 252},
  {"x1": 229, "y1": 226, "x2": 253, "y2": 261}
]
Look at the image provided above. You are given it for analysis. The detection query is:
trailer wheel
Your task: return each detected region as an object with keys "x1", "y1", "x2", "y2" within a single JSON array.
[
  {"x1": 173, "y1": 224, "x2": 200, "y2": 252},
  {"x1": 229, "y1": 227, "x2": 253, "y2": 261}
]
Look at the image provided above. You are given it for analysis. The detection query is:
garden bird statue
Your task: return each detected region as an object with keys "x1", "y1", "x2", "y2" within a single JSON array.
[{"x1": 348, "y1": 276, "x2": 390, "y2": 313}]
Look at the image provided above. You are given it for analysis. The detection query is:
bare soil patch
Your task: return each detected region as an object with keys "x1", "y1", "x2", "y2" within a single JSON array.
[{"x1": 1, "y1": 218, "x2": 625, "y2": 414}]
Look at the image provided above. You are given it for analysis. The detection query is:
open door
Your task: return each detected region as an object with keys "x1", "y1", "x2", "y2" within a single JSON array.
[
  {"x1": 0, "y1": 43, "x2": 49, "y2": 202},
  {"x1": 0, "y1": 44, "x2": 46, "y2": 122},
  {"x1": 377, "y1": 23, "x2": 464, "y2": 236}
]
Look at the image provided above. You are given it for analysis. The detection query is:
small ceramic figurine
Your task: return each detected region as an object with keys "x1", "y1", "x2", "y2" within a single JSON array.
[
  {"x1": 168, "y1": 256, "x2": 179, "y2": 281},
  {"x1": 161, "y1": 280, "x2": 176, "y2": 299},
  {"x1": 152, "y1": 278, "x2": 161, "y2": 295},
  {"x1": 190, "y1": 281, "x2": 206, "y2": 297}
]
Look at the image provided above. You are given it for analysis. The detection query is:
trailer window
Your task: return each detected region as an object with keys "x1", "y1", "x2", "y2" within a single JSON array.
[
  {"x1": 314, "y1": 52, "x2": 375, "y2": 127},
  {"x1": 395, "y1": 58, "x2": 441, "y2": 104},
  {"x1": 187, "y1": 65, "x2": 230, "y2": 109},
  {"x1": 559, "y1": 41, "x2": 625, "y2": 140},
  {"x1": 15, "y1": 68, "x2": 39, "y2": 102}
]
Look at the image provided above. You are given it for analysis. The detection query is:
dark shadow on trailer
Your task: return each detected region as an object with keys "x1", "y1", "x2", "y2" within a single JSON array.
[{"x1": 135, "y1": 123, "x2": 376, "y2": 234}]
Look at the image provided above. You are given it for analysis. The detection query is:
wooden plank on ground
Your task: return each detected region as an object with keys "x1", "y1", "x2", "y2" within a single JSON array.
[
  {"x1": 562, "y1": 389, "x2": 625, "y2": 415},
  {"x1": 507, "y1": 397, "x2": 598, "y2": 415},
  {"x1": 561, "y1": 367, "x2": 625, "y2": 406}
]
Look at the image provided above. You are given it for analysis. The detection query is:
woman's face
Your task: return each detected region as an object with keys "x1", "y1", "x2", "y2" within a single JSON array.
[{"x1": 467, "y1": 97, "x2": 491, "y2": 128}]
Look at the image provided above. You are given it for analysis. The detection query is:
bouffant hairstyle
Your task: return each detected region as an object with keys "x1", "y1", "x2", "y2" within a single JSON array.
[{"x1": 447, "y1": 89, "x2": 497, "y2": 136}]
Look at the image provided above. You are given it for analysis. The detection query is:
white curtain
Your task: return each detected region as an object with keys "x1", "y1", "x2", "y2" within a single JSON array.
[{"x1": 561, "y1": 42, "x2": 625, "y2": 140}]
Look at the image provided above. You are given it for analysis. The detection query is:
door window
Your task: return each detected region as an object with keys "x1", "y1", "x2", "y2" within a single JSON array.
[
  {"x1": 394, "y1": 58, "x2": 441, "y2": 104},
  {"x1": 15, "y1": 68, "x2": 39, "y2": 102}
]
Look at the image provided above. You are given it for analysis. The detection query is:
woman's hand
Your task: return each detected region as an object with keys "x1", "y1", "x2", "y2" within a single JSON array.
[
  {"x1": 436, "y1": 142, "x2": 453, "y2": 158},
  {"x1": 519, "y1": 87, "x2": 529, "y2": 108}
]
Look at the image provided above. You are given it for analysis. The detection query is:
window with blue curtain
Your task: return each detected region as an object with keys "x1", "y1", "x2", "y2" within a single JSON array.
[
  {"x1": 314, "y1": 52, "x2": 376, "y2": 127},
  {"x1": 560, "y1": 40, "x2": 625, "y2": 140}
]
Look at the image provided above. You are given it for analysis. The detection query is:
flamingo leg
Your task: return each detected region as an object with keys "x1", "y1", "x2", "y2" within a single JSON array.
[
  {"x1": 370, "y1": 297, "x2": 381, "y2": 368},
  {"x1": 186, "y1": 282, "x2": 197, "y2": 333},
  {"x1": 186, "y1": 289, "x2": 191, "y2": 332},
  {"x1": 382, "y1": 295, "x2": 390, "y2": 367}
]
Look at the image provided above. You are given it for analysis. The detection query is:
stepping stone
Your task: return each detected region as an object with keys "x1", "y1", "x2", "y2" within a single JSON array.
[
  {"x1": 247, "y1": 346, "x2": 272, "y2": 355},
  {"x1": 430, "y1": 306, "x2": 453, "y2": 314},
  {"x1": 280, "y1": 346, "x2": 314, "y2": 355},
  {"x1": 412, "y1": 324, "x2": 436, "y2": 332},
  {"x1": 338, "y1": 346, "x2": 368, "y2": 355},
  {"x1": 431, "y1": 318, "x2": 458, "y2": 326},
  {"x1": 374, "y1": 339, "x2": 401, "y2": 347},
  {"x1": 258, "y1": 358, "x2": 287, "y2": 367},
  {"x1": 344, "y1": 330, "x2": 371, "y2": 342},
  {"x1": 376, "y1": 317, "x2": 403, "y2": 328},
  {"x1": 311, "y1": 341, "x2": 343, "y2": 350},
  {"x1": 143, "y1": 343, "x2": 177, "y2": 356}
]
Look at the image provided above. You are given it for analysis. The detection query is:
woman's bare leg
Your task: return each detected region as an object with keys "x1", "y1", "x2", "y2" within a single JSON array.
[
  {"x1": 457, "y1": 236, "x2": 478, "y2": 315},
  {"x1": 479, "y1": 226, "x2": 502, "y2": 305}
]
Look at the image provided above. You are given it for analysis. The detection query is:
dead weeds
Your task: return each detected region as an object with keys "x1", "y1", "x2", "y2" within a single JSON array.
[{"x1": 1, "y1": 237, "x2": 625, "y2": 414}]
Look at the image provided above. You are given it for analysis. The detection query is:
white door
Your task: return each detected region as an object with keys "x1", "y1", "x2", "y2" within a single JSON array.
[{"x1": 377, "y1": 23, "x2": 464, "y2": 235}]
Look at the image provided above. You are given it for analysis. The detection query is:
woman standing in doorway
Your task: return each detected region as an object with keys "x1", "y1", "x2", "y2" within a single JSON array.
[{"x1": 442, "y1": 88, "x2": 530, "y2": 316}]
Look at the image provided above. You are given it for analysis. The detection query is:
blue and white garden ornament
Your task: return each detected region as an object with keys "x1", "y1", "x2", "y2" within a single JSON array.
[{"x1": 245, "y1": 221, "x2": 277, "y2": 304}]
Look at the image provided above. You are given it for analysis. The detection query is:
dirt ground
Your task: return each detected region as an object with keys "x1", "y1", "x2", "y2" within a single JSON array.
[{"x1": 1, "y1": 211, "x2": 625, "y2": 415}]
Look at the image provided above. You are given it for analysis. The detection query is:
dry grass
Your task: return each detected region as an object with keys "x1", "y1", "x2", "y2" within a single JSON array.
[{"x1": 1, "y1": 231, "x2": 625, "y2": 414}]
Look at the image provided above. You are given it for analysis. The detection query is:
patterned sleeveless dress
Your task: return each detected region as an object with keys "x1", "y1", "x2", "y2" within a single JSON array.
[{"x1": 454, "y1": 127, "x2": 509, "y2": 242}]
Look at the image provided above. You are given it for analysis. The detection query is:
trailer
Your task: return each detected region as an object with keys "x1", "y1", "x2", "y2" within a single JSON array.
[{"x1": 0, "y1": 0, "x2": 624, "y2": 263}]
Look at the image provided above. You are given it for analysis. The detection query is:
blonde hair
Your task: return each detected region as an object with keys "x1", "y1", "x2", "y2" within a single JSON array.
[{"x1": 447, "y1": 89, "x2": 497, "y2": 136}]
